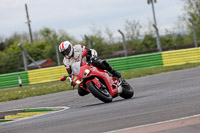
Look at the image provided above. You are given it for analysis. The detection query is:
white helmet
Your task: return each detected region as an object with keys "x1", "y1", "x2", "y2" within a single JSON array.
[{"x1": 59, "y1": 41, "x2": 73, "y2": 58}]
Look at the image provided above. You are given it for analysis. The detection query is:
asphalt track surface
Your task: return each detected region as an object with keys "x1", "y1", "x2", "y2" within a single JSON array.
[{"x1": 0, "y1": 67, "x2": 200, "y2": 133}]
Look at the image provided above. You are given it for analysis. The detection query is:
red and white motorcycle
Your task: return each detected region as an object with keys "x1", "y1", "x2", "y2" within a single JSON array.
[{"x1": 69, "y1": 60, "x2": 134, "y2": 103}]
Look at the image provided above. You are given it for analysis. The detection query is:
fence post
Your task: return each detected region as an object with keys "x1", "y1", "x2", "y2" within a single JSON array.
[
  {"x1": 84, "y1": 35, "x2": 92, "y2": 49},
  {"x1": 118, "y1": 30, "x2": 128, "y2": 57},
  {"x1": 153, "y1": 24, "x2": 162, "y2": 52},
  {"x1": 18, "y1": 75, "x2": 22, "y2": 87},
  {"x1": 22, "y1": 50, "x2": 28, "y2": 71},
  {"x1": 51, "y1": 40, "x2": 61, "y2": 66},
  {"x1": 18, "y1": 43, "x2": 41, "y2": 69},
  {"x1": 25, "y1": 3, "x2": 33, "y2": 43},
  {"x1": 189, "y1": 19, "x2": 198, "y2": 47}
]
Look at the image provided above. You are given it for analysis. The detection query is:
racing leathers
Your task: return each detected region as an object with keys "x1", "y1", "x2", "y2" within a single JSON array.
[{"x1": 60, "y1": 44, "x2": 121, "y2": 96}]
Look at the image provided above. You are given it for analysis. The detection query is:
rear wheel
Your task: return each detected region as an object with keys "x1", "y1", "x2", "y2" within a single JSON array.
[
  {"x1": 86, "y1": 81, "x2": 112, "y2": 103},
  {"x1": 120, "y1": 79, "x2": 134, "y2": 99}
]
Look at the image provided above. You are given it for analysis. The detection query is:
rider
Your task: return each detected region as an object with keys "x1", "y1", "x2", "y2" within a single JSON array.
[{"x1": 59, "y1": 41, "x2": 121, "y2": 96}]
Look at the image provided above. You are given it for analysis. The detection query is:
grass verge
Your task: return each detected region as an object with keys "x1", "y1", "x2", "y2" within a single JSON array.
[
  {"x1": 0, "y1": 81, "x2": 73, "y2": 102},
  {"x1": 22, "y1": 108, "x2": 55, "y2": 112},
  {"x1": 0, "y1": 62, "x2": 200, "y2": 102},
  {"x1": 121, "y1": 62, "x2": 200, "y2": 79},
  {"x1": 0, "y1": 119, "x2": 13, "y2": 123}
]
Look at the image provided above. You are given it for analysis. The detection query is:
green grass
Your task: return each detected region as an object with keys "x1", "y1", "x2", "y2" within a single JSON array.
[
  {"x1": 0, "y1": 62, "x2": 200, "y2": 102},
  {"x1": 0, "y1": 119, "x2": 13, "y2": 123},
  {"x1": 22, "y1": 108, "x2": 55, "y2": 112},
  {"x1": 121, "y1": 62, "x2": 200, "y2": 79},
  {"x1": 0, "y1": 81, "x2": 73, "y2": 102}
]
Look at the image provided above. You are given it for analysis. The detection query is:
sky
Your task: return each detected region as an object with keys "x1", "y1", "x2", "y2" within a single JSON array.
[{"x1": 0, "y1": 0, "x2": 185, "y2": 40}]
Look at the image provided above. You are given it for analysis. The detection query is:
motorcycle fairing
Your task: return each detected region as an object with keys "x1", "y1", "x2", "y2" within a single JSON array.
[
  {"x1": 85, "y1": 78, "x2": 101, "y2": 88},
  {"x1": 85, "y1": 65, "x2": 118, "y2": 96}
]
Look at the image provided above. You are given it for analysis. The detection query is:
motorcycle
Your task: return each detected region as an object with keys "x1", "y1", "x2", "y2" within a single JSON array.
[{"x1": 68, "y1": 59, "x2": 134, "y2": 103}]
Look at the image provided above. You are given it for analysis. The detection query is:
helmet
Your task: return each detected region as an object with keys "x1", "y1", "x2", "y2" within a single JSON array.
[{"x1": 59, "y1": 41, "x2": 73, "y2": 58}]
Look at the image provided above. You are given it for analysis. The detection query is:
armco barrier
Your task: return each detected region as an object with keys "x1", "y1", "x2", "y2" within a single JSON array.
[
  {"x1": 162, "y1": 47, "x2": 200, "y2": 67},
  {"x1": 0, "y1": 71, "x2": 29, "y2": 88},
  {"x1": 107, "y1": 52, "x2": 163, "y2": 72},
  {"x1": 28, "y1": 65, "x2": 67, "y2": 85}
]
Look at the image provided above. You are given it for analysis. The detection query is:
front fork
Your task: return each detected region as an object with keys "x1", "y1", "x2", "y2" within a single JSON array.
[{"x1": 117, "y1": 78, "x2": 123, "y2": 94}]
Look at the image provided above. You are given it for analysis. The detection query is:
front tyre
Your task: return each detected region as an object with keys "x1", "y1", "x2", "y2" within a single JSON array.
[
  {"x1": 86, "y1": 81, "x2": 112, "y2": 103},
  {"x1": 120, "y1": 79, "x2": 134, "y2": 99},
  {"x1": 78, "y1": 86, "x2": 89, "y2": 96}
]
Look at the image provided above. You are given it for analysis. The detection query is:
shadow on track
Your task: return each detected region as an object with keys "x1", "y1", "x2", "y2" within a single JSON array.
[{"x1": 79, "y1": 97, "x2": 136, "y2": 108}]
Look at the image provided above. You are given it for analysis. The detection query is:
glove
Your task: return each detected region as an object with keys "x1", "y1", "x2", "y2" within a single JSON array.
[
  {"x1": 60, "y1": 76, "x2": 67, "y2": 81},
  {"x1": 82, "y1": 49, "x2": 88, "y2": 57}
]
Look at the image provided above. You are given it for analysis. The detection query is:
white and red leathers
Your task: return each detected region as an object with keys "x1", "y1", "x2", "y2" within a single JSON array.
[
  {"x1": 63, "y1": 44, "x2": 86, "y2": 71},
  {"x1": 59, "y1": 41, "x2": 121, "y2": 86}
]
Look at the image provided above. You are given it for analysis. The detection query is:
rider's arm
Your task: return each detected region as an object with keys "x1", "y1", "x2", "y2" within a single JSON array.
[
  {"x1": 66, "y1": 66, "x2": 72, "y2": 75},
  {"x1": 82, "y1": 47, "x2": 92, "y2": 62},
  {"x1": 82, "y1": 47, "x2": 91, "y2": 57},
  {"x1": 66, "y1": 66, "x2": 75, "y2": 86},
  {"x1": 60, "y1": 65, "x2": 71, "y2": 81}
]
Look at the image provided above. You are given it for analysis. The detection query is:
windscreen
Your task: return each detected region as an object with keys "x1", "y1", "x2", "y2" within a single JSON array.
[{"x1": 71, "y1": 62, "x2": 81, "y2": 75}]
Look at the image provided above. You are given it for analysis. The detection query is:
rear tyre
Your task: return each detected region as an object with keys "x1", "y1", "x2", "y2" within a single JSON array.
[
  {"x1": 120, "y1": 79, "x2": 134, "y2": 99},
  {"x1": 86, "y1": 81, "x2": 112, "y2": 103}
]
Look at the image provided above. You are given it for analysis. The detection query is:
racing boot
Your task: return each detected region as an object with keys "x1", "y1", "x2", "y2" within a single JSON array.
[
  {"x1": 102, "y1": 60, "x2": 121, "y2": 78},
  {"x1": 110, "y1": 68, "x2": 121, "y2": 78}
]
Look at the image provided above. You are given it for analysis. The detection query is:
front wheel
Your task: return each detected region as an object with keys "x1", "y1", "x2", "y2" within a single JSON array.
[
  {"x1": 86, "y1": 81, "x2": 112, "y2": 103},
  {"x1": 120, "y1": 79, "x2": 134, "y2": 99}
]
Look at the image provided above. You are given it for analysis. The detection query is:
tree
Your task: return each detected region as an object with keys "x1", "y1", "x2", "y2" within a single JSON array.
[
  {"x1": 4, "y1": 33, "x2": 21, "y2": 48},
  {"x1": 0, "y1": 41, "x2": 5, "y2": 51},
  {"x1": 145, "y1": 19, "x2": 155, "y2": 36},
  {"x1": 181, "y1": 0, "x2": 200, "y2": 43},
  {"x1": 57, "y1": 29, "x2": 76, "y2": 43},
  {"x1": 141, "y1": 34, "x2": 156, "y2": 50},
  {"x1": 105, "y1": 27, "x2": 114, "y2": 44},
  {"x1": 40, "y1": 27, "x2": 55, "y2": 40},
  {"x1": 85, "y1": 26, "x2": 114, "y2": 56},
  {"x1": 124, "y1": 19, "x2": 142, "y2": 41},
  {"x1": 147, "y1": 0, "x2": 162, "y2": 51},
  {"x1": 0, "y1": 42, "x2": 22, "y2": 73},
  {"x1": 160, "y1": 35, "x2": 175, "y2": 47}
]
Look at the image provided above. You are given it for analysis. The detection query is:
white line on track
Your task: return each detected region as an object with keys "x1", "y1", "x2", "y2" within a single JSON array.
[
  {"x1": 0, "y1": 106, "x2": 70, "y2": 125},
  {"x1": 105, "y1": 113, "x2": 200, "y2": 133}
]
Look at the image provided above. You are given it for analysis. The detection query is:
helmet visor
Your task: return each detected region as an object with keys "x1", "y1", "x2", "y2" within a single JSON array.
[{"x1": 61, "y1": 45, "x2": 71, "y2": 56}]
